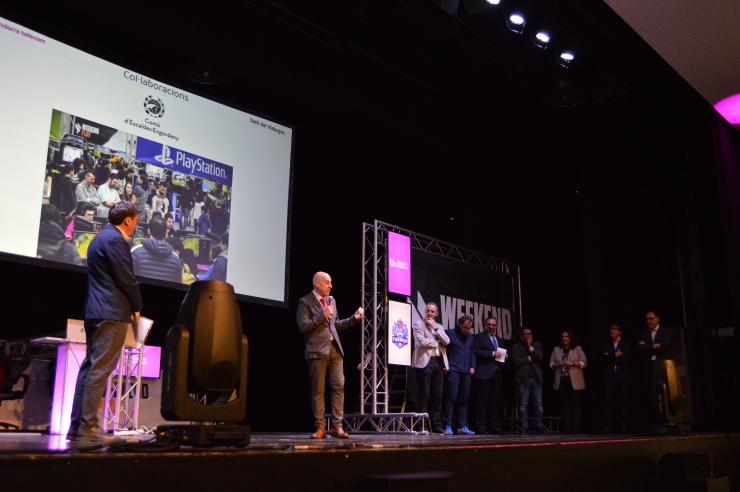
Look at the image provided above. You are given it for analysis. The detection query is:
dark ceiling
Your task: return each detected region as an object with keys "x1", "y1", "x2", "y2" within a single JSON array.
[{"x1": 3, "y1": 0, "x2": 684, "y2": 138}]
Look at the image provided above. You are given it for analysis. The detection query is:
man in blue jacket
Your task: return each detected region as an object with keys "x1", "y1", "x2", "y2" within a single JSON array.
[
  {"x1": 442, "y1": 315, "x2": 476, "y2": 435},
  {"x1": 68, "y1": 201, "x2": 143, "y2": 443},
  {"x1": 131, "y1": 215, "x2": 182, "y2": 284},
  {"x1": 200, "y1": 233, "x2": 228, "y2": 282}
]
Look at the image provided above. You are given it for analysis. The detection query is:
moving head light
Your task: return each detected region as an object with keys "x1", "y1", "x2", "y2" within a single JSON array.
[{"x1": 159, "y1": 281, "x2": 249, "y2": 447}]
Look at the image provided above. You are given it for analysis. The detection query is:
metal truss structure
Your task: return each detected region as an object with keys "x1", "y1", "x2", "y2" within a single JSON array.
[
  {"x1": 501, "y1": 417, "x2": 562, "y2": 434},
  {"x1": 327, "y1": 412, "x2": 429, "y2": 434},
  {"x1": 103, "y1": 345, "x2": 144, "y2": 433},
  {"x1": 349, "y1": 220, "x2": 522, "y2": 431}
]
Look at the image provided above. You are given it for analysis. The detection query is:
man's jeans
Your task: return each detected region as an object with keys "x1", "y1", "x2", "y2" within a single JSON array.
[
  {"x1": 69, "y1": 319, "x2": 130, "y2": 431},
  {"x1": 517, "y1": 378, "x2": 543, "y2": 429},
  {"x1": 443, "y1": 370, "x2": 471, "y2": 429},
  {"x1": 179, "y1": 207, "x2": 191, "y2": 229}
]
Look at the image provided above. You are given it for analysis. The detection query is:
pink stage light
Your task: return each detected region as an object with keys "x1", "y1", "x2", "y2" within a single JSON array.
[{"x1": 714, "y1": 93, "x2": 740, "y2": 124}]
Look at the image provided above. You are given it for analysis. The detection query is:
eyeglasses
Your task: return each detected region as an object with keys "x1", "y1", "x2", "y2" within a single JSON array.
[{"x1": 522, "y1": 333, "x2": 532, "y2": 337}]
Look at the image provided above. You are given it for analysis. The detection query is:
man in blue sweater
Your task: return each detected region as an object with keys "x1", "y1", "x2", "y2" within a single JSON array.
[
  {"x1": 442, "y1": 315, "x2": 476, "y2": 435},
  {"x1": 200, "y1": 232, "x2": 228, "y2": 282},
  {"x1": 131, "y1": 216, "x2": 182, "y2": 284}
]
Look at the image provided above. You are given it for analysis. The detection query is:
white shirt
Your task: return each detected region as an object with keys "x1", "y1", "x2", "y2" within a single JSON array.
[
  {"x1": 312, "y1": 290, "x2": 333, "y2": 340},
  {"x1": 612, "y1": 337, "x2": 621, "y2": 371},
  {"x1": 650, "y1": 325, "x2": 659, "y2": 360}
]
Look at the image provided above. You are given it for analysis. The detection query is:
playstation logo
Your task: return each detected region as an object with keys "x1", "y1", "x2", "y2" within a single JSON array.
[{"x1": 155, "y1": 144, "x2": 174, "y2": 165}]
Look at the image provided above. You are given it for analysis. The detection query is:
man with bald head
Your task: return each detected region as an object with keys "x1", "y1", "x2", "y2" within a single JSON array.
[{"x1": 297, "y1": 272, "x2": 364, "y2": 439}]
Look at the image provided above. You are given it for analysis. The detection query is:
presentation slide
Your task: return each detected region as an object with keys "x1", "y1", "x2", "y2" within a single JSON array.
[{"x1": 0, "y1": 16, "x2": 294, "y2": 305}]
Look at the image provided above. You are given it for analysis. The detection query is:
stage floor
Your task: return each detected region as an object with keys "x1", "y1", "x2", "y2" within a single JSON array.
[
  {"x1": 1, "y1": 431, "x2": 738, "y2": 492},
  {"x1": 0, "y1": 429, "x2": 681, "y2": 454}
]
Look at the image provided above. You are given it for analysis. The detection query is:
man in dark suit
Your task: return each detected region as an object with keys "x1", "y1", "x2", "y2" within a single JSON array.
[
  {"x1": 511, "y1": 327, "x2": 545, "y2": 434},
  {"x1": 68, "y1": 201, "x2": 143, "y2": 443},
  {"x1": 637, "y1": 311, "x2": 673, "y2": 424},
  {"x1": 296, "y1": 272, "x2": 364, "y2": 439},
  {"x1": 473, "y1": 316, "x2": 508, "y2": 435},
  {"x1": 600, "y1": 324, "x2": 633, "y2": 434}
]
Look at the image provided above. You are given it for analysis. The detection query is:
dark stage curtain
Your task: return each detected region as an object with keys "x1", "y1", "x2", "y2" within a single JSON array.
[{"x1": 712, "y1": 115, "x2": 740, "y2": 331}]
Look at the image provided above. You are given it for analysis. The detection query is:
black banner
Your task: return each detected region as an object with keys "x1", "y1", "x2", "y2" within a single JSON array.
[
  {"x1": 409, "y1": 249, "x2": 516, "y2": 340},
  {"x1": 72, "y1": 116, "x2": 119, "y2": 147}
]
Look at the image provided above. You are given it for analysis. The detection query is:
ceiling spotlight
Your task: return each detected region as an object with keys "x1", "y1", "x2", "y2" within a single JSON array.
[
  {"x1": 558, "y1": 51, "x2": 574, "y2": 68},
  {"x1": 487, "y1": 0, "x2": 501, "y2": 4},
  {"x1": 506, "y1": 14, "x2": 526, "y2": 34},
  {"x1": 533, "y1": 31, "x2": 550, "y2": 49}
]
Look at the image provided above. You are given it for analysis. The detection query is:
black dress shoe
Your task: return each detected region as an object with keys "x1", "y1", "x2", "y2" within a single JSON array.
[
  {"x1": 520, "y1": 428, "x2": 529, "y2": 435},
  {"x1": 491, "y1": 429, "x2": 509, "y2": 435},
  {"x1": 432, "y1": 428, "x2": 445, "y2": 435},
  {"x1": 536, "y1": 426, "x2": 546, "y2": 434}
]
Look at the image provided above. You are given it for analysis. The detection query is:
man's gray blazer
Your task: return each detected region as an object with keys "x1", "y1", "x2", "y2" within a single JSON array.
[
  {"x1": 297, "y1": 292, "x2": 359, "y2": 359},
  {"x1": 412, "y1": 319, "x2": 450, "y2": 369}
]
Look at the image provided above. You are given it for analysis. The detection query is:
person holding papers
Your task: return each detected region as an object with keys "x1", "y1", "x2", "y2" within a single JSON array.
[
  {"x1": 472, "y1": 316, "x2": 508, "y2": 435},
  {"x1": 67, "y1": 201, "x2": 143, "y2": 443}
]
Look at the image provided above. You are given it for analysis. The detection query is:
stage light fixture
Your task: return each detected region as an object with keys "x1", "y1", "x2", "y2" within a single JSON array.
[
  {"x1": 487, "y1": 0, "x2": 501, "y2": 4},
  {"x1": 558, "y1": 51, "x2": 574, "y2": 68},
  {"x1": 159, "y1": 281, "x2": 250, "y2": 447},
  {"x1": 506, "y1": 14, "x2": 526, "y2": 34},
  {"x1": 533, "y1": 31, "x2": 550, "y2": 49}
]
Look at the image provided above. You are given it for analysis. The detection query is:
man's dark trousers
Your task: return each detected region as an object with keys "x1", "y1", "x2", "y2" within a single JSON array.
[
  {"x1": 443, "y1": 370, "x2": 471, "y2": 430},
  {"x1": 604, "y1": 372, "x2": 630, "y2": 432},
  {"x1": 70, "y1": 319, "x2": 130, "y2": 429},
  {"x1": 307, "y1": 342, "x2": 345, "y2": 430},
  {"x1": 416, "y1": 357, "x2": 444, "y2": 431},
  {"x1": 475, "y1": 372, "x2": 502, "y2": 433}
]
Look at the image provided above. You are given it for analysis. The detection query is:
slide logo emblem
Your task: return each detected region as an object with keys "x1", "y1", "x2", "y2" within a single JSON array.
[
  {"x1": 143, "y1": 95, "x2": 165, "y2": 118},
  {"x1": 391, "y1": 319, "x2": 409, "y2": 349},
  {"x1": 155, "y1": 145, "x2": 174, "y2": 165}
]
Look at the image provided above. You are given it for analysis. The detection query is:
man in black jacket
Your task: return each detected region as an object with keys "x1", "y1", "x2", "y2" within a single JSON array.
[
  {"x1": 54, "y1": 164, "x2": 77, "y2": 215},
  {"x1": 637, "y1": 311, "x2": 673, "y2": 424},
  {"x1": 178, "y1": 180, "x2": 194, "y2": 230},
  {"x1": 511, "y1": 327, "x2": 545, "y2": 434},
  {"x1": 600, "y1": 324, "x2": 633, "y2": 434},
  {"x1": 472, "y1": 316, "x2": 508, "y2": 435}
]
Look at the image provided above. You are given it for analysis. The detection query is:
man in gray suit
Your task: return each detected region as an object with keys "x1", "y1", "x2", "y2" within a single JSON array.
[
  {"x1": 412, "y1": 302, "x2": 450, "y2": 434},
  {"x1": 297, "y1": 272, "x2": 364, "y2": 439}
]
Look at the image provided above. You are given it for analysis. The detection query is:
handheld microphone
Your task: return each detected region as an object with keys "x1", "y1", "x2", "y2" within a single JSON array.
[{"x1": 326, "y1": 296, "x2": 334, "y2": 306}]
